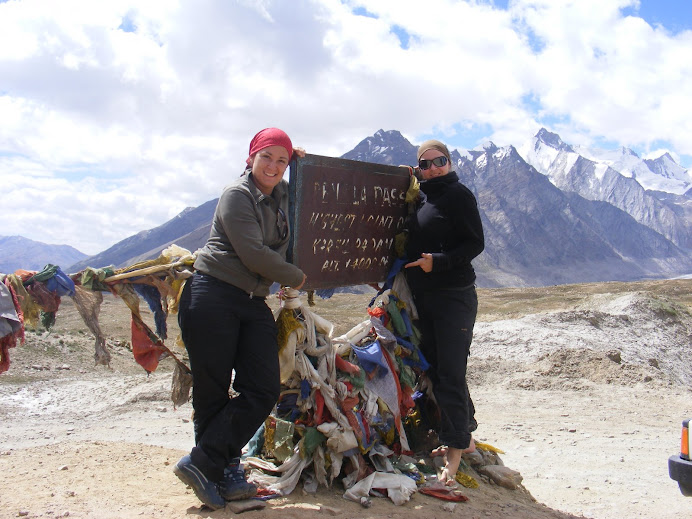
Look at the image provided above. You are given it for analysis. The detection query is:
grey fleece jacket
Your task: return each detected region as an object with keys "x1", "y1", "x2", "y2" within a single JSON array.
[{"x1": 193, "y1": 172, "x2": 304, "y2": 298}]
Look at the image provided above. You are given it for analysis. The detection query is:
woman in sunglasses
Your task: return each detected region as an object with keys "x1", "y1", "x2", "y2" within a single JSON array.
[
  {"x1": 175, "y1": 128, "x2": 306, "y2": 509},
  {"x1": 404, "y1": 139, "x2": 485, "y2": 486}
]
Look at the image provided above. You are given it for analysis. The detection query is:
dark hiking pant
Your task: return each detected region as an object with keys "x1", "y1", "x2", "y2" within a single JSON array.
[
  {"x1": 178, "y1": 272, "x2": 280, "y2": 481},
  {"x1": 413, "y1": 285, "x2": 478, "y2": 450}
]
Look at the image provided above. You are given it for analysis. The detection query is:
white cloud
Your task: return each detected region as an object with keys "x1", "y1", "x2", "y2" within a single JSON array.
[
  {"x1": 509, "y1": 0, "x2": 692, "y2": 150},
  {"x1": 0, "y1": 0, "x2": 690, "y2": 256}
]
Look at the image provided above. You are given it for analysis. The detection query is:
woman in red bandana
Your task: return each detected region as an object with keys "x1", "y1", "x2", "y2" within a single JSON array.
[{"x1": 174, "y1": 128, "x2": 306, "y2": 509}]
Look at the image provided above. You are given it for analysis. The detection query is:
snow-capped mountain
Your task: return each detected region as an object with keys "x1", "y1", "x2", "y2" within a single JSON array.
[
  {"x1": 573, "y1": 145, "x2": 691, "y2": 195},
  {"x1": 28, "y1": 129, "x2": 689, "y2": 287},
  {"x1": 643, "y1": 153, "x2": 692, "y2": 192},
  {"x1": 521, "y1": 128, "x2": 691, "y2": 195},
  {"x1": 341, "y1": 128, "x2": 417, "y2": 166},
  {"x1": 347, "y1": 130, "x2": 692, "y2": 286},
  {"x1": 518, "y1": 129, "x2": 692, "y2": 249}
]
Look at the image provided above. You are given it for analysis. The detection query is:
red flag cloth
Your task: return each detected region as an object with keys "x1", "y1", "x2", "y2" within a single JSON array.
[
  {"x1": 25, "y1": 282, "x2": 60, "y2": 313},
  {"x1": 334, "y1": 354, "x2": 361, "y2": 375},
  {"x1": 130, "y1": 315, "x2": 165, "y2": 372},
  {"x1": 0, "y1": 279, "x2": 25, "y2": 374},
  {"x1": 382, "y1": 348, "x2": 408, "y2": 438},
  {"x1": 314, "y1": 389, "x2": 325, "y2": 424},
  {"x1": 420, "y1": 487, "x2": 469, "y2": 502}
]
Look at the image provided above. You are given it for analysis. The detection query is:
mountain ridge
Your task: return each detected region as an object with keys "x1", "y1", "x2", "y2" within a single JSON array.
[
  {"x1": 518, "y1": 129, "x2": 692, "y2": 250},
  {"x1": 0, "y1": 235, "x2": 88, "y2": 274},
  {"x1": 2, "y1": 129, "x2": 691, "y2": 286}
]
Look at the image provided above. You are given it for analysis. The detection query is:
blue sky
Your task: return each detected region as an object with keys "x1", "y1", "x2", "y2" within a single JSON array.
[
  {"x1": 623, "y1": 0, "x2": 692, "y2": 34},
  {"x1": 381, "y1": 0, "x2": 692, "y2": 156},
  {"x1": 1, "y1": 0, "x2": 691, "y2": 254}
]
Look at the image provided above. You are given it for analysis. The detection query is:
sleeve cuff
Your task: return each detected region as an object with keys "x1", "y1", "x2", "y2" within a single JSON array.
[{"x1": 431, "y1": 252, "x2": 450, "y2": 272}]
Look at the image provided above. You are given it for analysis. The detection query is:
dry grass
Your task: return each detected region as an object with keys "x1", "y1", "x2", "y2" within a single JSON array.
[
  {"x1": 47, "y1": 278, "x2": 692, "y2": 356},
  {"x1": 476, "y1": 278, "x2": 692, "y2": 322},
  {"x1": 267, "y1": 278, "x2": 692, "y2": 329}
]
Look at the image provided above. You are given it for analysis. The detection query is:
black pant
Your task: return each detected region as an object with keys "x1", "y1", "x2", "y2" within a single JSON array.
[
  {"x1": 413, "y1": 285, "x2": 478, "y2": 450},
  {"x1": 178, "y1": 273, "x2": 280, "y2": 481}
]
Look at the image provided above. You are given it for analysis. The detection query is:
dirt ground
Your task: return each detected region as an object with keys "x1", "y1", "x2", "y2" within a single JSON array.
[{"x1": 0, "y1": 279, "x2": 691, "y2": 519}]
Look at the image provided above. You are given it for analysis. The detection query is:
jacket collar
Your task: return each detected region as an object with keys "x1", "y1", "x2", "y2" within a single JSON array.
[{"x1": 420, "y1": 170, "x2": 459, "y2": 190}]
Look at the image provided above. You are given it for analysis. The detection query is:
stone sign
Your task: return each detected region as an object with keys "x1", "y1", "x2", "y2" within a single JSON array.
[{"x1": 287, "y1": 154, "x2": 411, "y2": 290}]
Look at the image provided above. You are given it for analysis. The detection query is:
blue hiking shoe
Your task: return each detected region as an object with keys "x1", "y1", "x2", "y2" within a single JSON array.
[
  {"x1": 219, "y1": 458, "x2": 257, "y2": 501},
  {"x1": 173, "y1": 454, "x2": 226, "y2": 510}
]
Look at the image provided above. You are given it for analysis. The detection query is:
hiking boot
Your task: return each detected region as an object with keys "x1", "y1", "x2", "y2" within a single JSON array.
[
  {"x1": 219, "y1": 458, "x2": 257, "y2": 501},
  {"x1": 173, "y1": 454, "x2": 226, "y2": 510}
]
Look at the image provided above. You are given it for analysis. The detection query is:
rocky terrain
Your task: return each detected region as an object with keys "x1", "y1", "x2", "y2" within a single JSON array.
[{"x1": 0, "y1": 279, "x2": 690, "y2": 519}]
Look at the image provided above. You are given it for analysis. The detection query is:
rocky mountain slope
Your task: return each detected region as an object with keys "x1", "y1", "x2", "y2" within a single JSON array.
[
  {"x1": 67, "y1": 198, "x2": 219, "y2": 273},
  {"x1": 4, "y1": 129, "x2": 690, "y2": 287},
  {"x1": 1, "y1": 279, "x2": 690, "y2": 519},
  {"x1": 518, "y1": 128, "x2": 692, "y2": 249},
  {"x1": 344, "y1": 130, "x2": 692, "y2": 286},
  {"x1": 0, "y1": 235, "x2": 87, "y2": 274}
]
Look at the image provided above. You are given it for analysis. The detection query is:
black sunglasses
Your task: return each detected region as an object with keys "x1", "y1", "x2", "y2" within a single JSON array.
[
  {"x1": 418, "y1": 156, "x2": 448, "y2": 170},
  {"x1": 277, "y1": 207, "x2": 288, "y2": 240}
]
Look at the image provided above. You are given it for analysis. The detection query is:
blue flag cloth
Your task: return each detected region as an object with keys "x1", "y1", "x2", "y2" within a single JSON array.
[
  {"x1": 43, "y1": 268, "x2": 76, "y2": 297},
  {"x1": 352, "y1": 339, "x2": 389, "y2": 377},
  {"x1": 133, "y1": 283, "x2": 167, "y2": 339},
  {"x1": 369, "y1": 257, "x2": 407, "y2": 307}
]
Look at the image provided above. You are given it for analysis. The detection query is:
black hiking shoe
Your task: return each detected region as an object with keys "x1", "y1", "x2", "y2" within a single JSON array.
[
  {"x1": 173, "y1": 454, "x2": 226, "y2": 510},
  {"x1": 219, "y1": 458, "x2": 257, "y2": 501}
]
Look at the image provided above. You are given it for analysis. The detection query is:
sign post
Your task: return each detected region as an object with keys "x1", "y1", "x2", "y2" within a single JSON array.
[{"x1": 287, "y1": 154, "x2": 411, "y2": 290}]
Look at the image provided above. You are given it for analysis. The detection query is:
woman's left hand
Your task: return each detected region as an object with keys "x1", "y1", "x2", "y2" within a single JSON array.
[
  {"x1": 405, "y1": 253, "x2": 433, "y2": 273},
  {"x1": 293, "y1": 147, "x2": 306, "y2": 158}
]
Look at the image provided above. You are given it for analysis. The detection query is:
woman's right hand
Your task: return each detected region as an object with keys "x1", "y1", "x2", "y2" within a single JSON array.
[
  {"x1": 405, "y1": 253, "x2": 433, "y2": 273},
  {"x1": 294, "y1": 273, "x2": 307, "y2": 291}
]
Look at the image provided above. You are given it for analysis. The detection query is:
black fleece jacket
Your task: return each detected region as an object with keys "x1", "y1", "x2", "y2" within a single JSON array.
[{"x1": 404, "y1": 171, "x2": 485, "y2": 293}]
